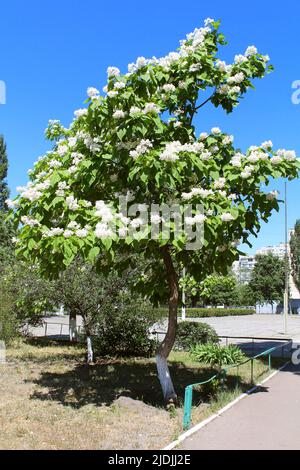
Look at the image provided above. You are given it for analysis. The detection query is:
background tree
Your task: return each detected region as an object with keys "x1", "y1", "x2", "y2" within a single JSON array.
[
  {"x1": 0, "y1": 135, "x2": 14, "y2": 270},
  {"x1": 55, "y1": 256, "x2": 153, "y2": 363},
  {"x1": 290, "y1": 220, "x2": 300, "y2": 292},
  {"x1": 1, "y1": 261, "x2": 57, "y2": 332},
  {"x1": 248, "y1": 254, "x2": 285, "y2": 312},
  {"x1": 233, "y1": 283, "x2": 255, "y2": 307},
  {"x1": 11, "y1": 19, "x2": 299, "y2": 403},
  {"x1": 0, "y1": 135, "x2": 9, "y2": 210},
  {"x1": 199, "y1": 274, "x2": 236, "y2": 306}
]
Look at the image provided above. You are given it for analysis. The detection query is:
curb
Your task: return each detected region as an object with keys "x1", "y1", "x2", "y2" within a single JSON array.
[{"x1": 163, "y1": 360, "x2": 290, "y2": 451}]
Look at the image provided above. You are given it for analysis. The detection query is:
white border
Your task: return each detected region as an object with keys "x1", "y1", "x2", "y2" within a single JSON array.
[{"x1": 163, "y1": 360, "x2": 290, "y2": 450}]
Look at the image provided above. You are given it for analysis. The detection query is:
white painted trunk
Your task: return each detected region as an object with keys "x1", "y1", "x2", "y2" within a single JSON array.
[
  {"x1": 87, "y1": 336, "x2": 93, "y2": 364},
  {"x1": 156, "y1": 353, "x2": 176, "y2": 403},
  {"x1": 69, "y1": 316, "x2": 77, "y2": 342}
]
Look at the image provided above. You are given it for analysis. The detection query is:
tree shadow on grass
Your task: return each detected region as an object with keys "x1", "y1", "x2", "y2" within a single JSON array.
[{"x1": 29, "y1": 359, "x2": 218, "y2": 409}]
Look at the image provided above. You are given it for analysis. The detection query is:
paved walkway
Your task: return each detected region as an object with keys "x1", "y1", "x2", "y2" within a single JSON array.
[
  {"x1": 194, "y1": 314, "x2": 300, "y2": 343},
  {"x1": 180, "y1": 363, "x2": 300, "y2": 450},
  {"x1": 29, "y1": 315, "x2": 83, "y2": 338}
]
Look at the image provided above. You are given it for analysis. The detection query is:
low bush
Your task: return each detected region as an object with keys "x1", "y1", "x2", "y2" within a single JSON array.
[
  {"x1": 156, "y1": 307, "x2": 255, "y2": 318},
  {"x1": 175, "y1": 322, "x2": 219, "y2": 351},
  {"x1": 0, "y1": 288, "x2": 19, "y2": 344},
  {"x1": 93, "y1": 300, "x2": 158, "y2": 358},
  {"x1": 190, "y1": 343, "x2": 246, "y2": 370}
]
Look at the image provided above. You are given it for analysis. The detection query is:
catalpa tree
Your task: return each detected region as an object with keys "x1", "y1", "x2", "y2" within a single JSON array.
[{"x1": 9, "y1": 18, "x2": 299, "y2": 403}]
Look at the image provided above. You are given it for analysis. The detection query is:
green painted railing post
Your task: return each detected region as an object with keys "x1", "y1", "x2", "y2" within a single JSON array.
[
  {"x1": 251, "y1": 358, "x2": 254, "y2": 384},
  {"x1": 269, "y1": 353, "x2": 272, "y2": 371},
  {"x1": 183, "y1": 385, "x2": 193, "y2": 430}
]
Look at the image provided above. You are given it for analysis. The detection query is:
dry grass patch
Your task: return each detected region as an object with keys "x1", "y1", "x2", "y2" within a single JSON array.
[{"x1": 0, "y1": 339, "x2": 284, "y2": 449}]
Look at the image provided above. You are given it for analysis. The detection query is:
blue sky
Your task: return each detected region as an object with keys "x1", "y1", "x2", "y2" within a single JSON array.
[{"x1": 0, "y1": 0, "x2": 299, "y2": 254}]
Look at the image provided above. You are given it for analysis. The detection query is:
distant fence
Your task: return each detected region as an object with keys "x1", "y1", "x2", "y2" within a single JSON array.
[{"x1": 39, "y1": 321, "x2": 82, "y2": 339}]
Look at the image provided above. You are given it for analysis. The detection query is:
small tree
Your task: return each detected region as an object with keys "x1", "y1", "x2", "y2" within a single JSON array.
[
  {"x1": 10, "y1": 19, "x2": 299, "y2": 403},
  {"x1": 1, "y1": 261, "x2": 57, "y2": 333},
  {"x1": 233, "y1": 283, "x2": 255, "y2": 307},
  {"x1": 249, "y1": 254, "x2": 285, "y2": 312},
  {"x1": 290, "y1": 220, "x2": 300, "y2": 292},
  {"x1": 199, "y1": 274, "x2": 236, "y2": 306},
  {"x1": 55, "y1": 257, "x2": 143, "y2": 363},
  {"x1": 0, "y1": 135, "x2": 9, "y2": 211}
]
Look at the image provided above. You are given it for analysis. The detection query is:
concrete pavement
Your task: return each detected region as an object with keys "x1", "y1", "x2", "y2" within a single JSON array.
[{"x1": 193, "y1": 314, "x2": 300, "y2": 343}]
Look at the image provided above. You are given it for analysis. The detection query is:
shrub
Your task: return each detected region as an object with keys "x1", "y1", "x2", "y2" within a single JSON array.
[
  {"x1": 93, "y1": 300, "x2": 158, "y2": 358},
  {"x1": 0, "y1": 288, "x2": 19, "y2": 344},
  {"x1": 191, "y1": 343, "x2": 246, "y2": 370},
  {"x1": 185, "y1": 308, "x2": 255, "y2": 317},
  {"x1": 175, "y1": 322, "x2": 219, "y2": 351}
]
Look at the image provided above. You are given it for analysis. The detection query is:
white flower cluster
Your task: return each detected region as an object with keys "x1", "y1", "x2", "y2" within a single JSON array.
[
  {"x1": 95, "y1": 201, "x2": 114, "y2": 222},
  {"x1": 221, "y1": 212, "x2": 235, "y2": 222},
  {"x1": 230, "y1": 153, "x2": 243, "y2": 167},
  {"x1": 261, "y1": 140, "x2": 273, "y2": 149},
  {"x1": 266, "y1": 190, "x2": 278, "y2": 201},
  {"x1": 49, "y1": 159, "x2": 62, "y2": 169},
  {"x1": 227, "y1": 72, "x2": 245, "y2": 85},
  {"x1": 21, "y1": 216, "x2": 40, "y2": 227},
  {"x1": 159, "y1": 141, "x2": 206, "y2": 162},
  {"x1": 218, "y1": 84, "x2": 241, "y2": 96},
  {"x1": 223, "y1": 135, "x2": 234, "y2": 146},
  {"x1": 74, "y1": 108, "x2": 88, "y2": 118},
  {"x1": 46, "y1": 227, "x2": 64, "y2": 237},
  {"x1": 241, "y1": 165, "x2": 255, "y2": 179},
  {"x1": 211, "y1": 127, "x2": 221, "y2": 135},
  {"x1": 66, "y1": 195, "x2": 80, "y2": 211},
  {"x1": 213, "y1": 177, "x2": 226, "y2": 190},
  {"x1": 124, "y1": 19, "x2": 213, "y2": 76},
  {"x1": 245, "y1": 46, "x2": 258, "y2": 56},
  {"x1": 113, "y1": 110, "x2": 126, "y2": 119},
  {"x1": 107, "y1": 66, "x2": 121, "y2": 78},
  {"x1": 247, "y1": 149, "x2": 268, "y2": 163},
  {"x1": 95, "y1": 223, "x2": 113, "y2": 239},
  {"x1": 162, "y1": 83, "x2": 176, "y2": 93},
  {"x1": 182, "y1": 188, "x2": 213, "y2": 200},
  {"x1": 55, "y1": 181, "x2": 69, "y2": 197},
  {"x1": 277, "y1": 149, "x2": 296, "y2": 161},
  {"x1": 144, "y1": 102, "x2": 161, "y2": 114},
  {"x1": 185, "y1": 214, "x2": 206, "y2": 225},
  {"x1": 82, "y1": 135, "x2": 101, "y2": 154},
  {"x1": 18, "y1": 180, "x2": 51, "y2": 202},
  {"x1": 5, "y1": 199, "x2": 19, "y2": 209},
  {"x1": 87, "y1": 87, "x2": 100, "y2": 99},
  {"x1": 129, "y1": 140, "x2": 153, "y2": 159},
  {"x1": 271, "y1": 156, "x2": 282, "y2": 165}
]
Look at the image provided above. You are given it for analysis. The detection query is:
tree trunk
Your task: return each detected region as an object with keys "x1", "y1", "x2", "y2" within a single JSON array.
[
  {"x1": 156, "y1": 246, "x2": 179, "y2": 405},
  {"x1": 191, "y1": 295, "x2": 199, "y2": 308},
  {"x1": 69, "y1": 311, "x2": 77, "y2": 342},
  {"x1": 86, "y1": 335, "x2": 94, "y2": 364}
]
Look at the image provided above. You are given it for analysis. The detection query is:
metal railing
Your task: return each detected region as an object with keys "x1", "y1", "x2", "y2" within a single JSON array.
[
  {"x1": 182, "y1": 338, "x2": 293, "y2": 431},
  {"x1": 42, "y1": 321, "x2": 82, "y2": 339}
]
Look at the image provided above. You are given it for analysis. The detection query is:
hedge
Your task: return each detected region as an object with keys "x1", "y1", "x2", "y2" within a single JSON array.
[{"x1": 155, "y1": 307, "x2": 255, "y2": 318}]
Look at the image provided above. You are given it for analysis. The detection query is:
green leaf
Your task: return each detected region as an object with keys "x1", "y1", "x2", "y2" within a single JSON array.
[
  {"x1": 88, "y1": 246, "x2": 100, "y2": 262},
  {"x1": 28, "y1": 238, "x2": 35, "y2": 250}
]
